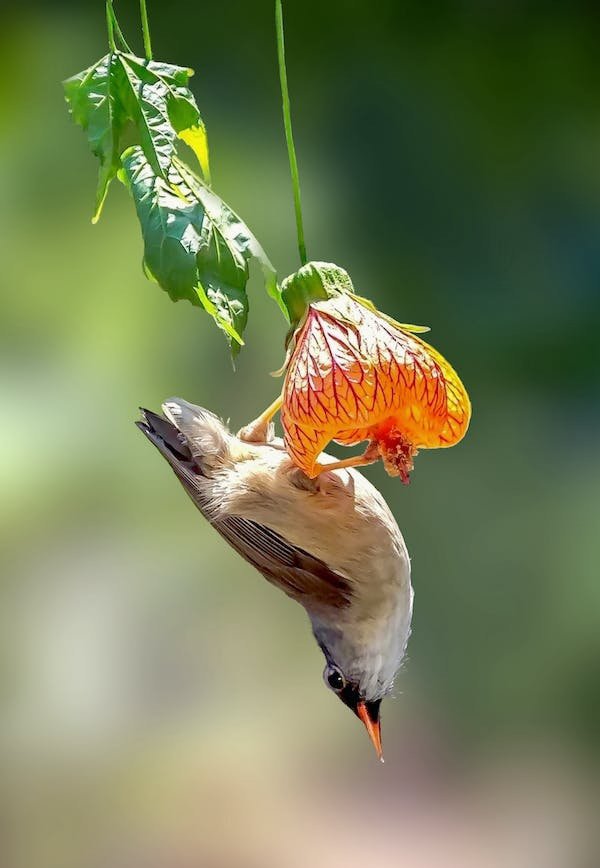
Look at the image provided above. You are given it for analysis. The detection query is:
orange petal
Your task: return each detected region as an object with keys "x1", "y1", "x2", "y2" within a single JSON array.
[{"x1": 281, "y1": 294, "x2": 471, "y2": 478}]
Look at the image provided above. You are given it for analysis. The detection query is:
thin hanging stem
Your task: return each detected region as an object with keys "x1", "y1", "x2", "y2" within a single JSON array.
[
  {"x1": 110, "y1": 8, "x2": 133, "y2": 53},
  {"x1": 139, "y1": 0, "x2": 153, "y2": 60},
  {"x1": 106, "y1": 0, "x2": 117, "y2": 52},
  {"x1": 275, "y1": 0, "x2": 308, "y2": 266}
]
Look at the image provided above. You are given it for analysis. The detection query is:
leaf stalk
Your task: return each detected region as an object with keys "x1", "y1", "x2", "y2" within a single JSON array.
[
  {"x1": 105, "y1": 0, "x2": 117, "y2": 52},
  {"x1": 110, "y1": 8, "x2": 133, "y2": 53},
  {"x1": 139, "y1": 0, "x2": 153, "y2": 60}
]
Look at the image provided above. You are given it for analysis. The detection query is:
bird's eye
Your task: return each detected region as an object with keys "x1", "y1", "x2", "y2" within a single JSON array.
[{"x1": 324, "y1": 666, "x2": 345, "y2": 692}]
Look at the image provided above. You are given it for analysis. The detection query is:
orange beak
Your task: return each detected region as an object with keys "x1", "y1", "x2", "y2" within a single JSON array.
[{"x1": 357, "y1": 700, "x2": 384, "y2": 762}]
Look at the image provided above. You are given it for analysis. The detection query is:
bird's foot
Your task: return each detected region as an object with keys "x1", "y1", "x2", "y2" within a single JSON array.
[
  {"x1": 237, "y1": 394, "x2": 283, "y2": 444},
  {"x1": 312, "y1": 441, "x2": 380, "y2": 476}
]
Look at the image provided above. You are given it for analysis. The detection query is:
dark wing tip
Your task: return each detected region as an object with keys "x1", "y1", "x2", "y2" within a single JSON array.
[{"x1": 135, "y1": 407, "x2": 192, "y2": 462}]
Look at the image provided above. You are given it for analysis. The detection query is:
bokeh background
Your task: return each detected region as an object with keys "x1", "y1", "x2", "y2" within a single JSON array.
[{"x1": 1, "y1": 1, "x2": 599, "y2": 866}]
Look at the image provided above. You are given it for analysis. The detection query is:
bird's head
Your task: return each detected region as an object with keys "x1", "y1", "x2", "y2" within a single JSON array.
[
  {"x1": 313, "y1": 610, "x2": 411, "y2": 762},
  {"x1": 322, "y1": 661, "x2": 384, "y2": 761}
]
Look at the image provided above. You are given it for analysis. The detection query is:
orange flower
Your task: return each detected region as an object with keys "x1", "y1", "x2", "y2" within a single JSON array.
[{"x1": 279, "y1": 262, "x2": 471, "y2": 481}]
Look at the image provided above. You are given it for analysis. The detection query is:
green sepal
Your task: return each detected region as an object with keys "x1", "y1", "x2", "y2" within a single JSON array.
[
  {"x1": 350, "y1": 293, "x2": 430, "y2": 335},
  {"x1": 280, "y1": 260, "x2": 430, "y2": 360},
  {"x1": 281, "y1": 261, "x2": 354, "y2": 327}
]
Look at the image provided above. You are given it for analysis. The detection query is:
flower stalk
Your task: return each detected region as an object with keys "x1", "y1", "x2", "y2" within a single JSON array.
[{"x1": 275, "y1": 0, "x2": 308, "y2": 266}]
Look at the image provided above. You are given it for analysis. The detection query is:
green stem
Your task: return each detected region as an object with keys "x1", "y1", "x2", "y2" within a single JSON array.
[
  {"x1": 275, "y1": 0, "x2": 308, "y2": 266},
  {"x1": 106, "y1": 0, "x2": 116, "y2": 52},
  {"x1": 110, "y1": 8, "x2": 133, "y2": 53},
  {"x1": 139, "y1": 0, "x2": 153, "y2": 60}
]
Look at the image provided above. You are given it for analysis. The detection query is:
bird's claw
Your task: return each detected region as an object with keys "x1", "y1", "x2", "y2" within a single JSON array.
[
  {"x1": 312, "y1": 443, "x2": 379, "y2": 476},
  {"x1": 237, "y1": 394, "x2": 283, "y2": 444}
]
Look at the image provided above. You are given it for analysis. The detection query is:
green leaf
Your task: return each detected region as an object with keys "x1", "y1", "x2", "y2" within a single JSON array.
[
  {"x1": 116, "y1": 54, "x2": 210, "y2": 181},
  {"x1": 175, "y1": 159, "x2": 284, "y2": 330},
  {"x1": 63, "y1": 53, "x2": 125, "y2": 222},
  {"x1": 119, "y1": 147, "x2": 281, "y2": 355},
  {"x1": 168, "y1": 96, "x2": 210, "y2": 185},
  {"x1": 64, "y1": 51, "x2": 210, "y2": 220}
]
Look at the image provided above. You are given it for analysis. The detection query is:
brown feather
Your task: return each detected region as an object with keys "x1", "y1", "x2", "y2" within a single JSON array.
[{"x1": 137, "y1": 412, "x2": 353, "y2": 611}]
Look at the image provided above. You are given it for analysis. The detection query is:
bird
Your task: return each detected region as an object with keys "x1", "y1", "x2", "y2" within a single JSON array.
[{"x1": 136, "y1": 398, "x2": 413, "y2": 761}]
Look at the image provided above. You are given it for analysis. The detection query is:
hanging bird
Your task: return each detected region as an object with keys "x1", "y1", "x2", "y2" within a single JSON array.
[{"x1": 137, "y1": 398, "x2": 413, "y2": 760}]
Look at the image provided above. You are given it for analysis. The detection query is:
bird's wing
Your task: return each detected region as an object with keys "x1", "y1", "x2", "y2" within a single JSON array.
[
  {"x1": 137, "y1": 410, "x2": 353, "y2": 611},
  {"x1": 214, "y1": 513, "x2": 353, "y2": 609}
]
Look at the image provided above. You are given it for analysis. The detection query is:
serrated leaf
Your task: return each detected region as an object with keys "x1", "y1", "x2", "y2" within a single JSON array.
[
  {"x1": 175, "y1": 160, "x2": 286, "y2": 324},
  {"x1": 64, "y1": 51, "x2": 210, "y2": 220},
  {"x1": 117, "y1": 54, "x2": 210, "y2": 181},
  {"x1": 63, "y1": 53, "x2": 125, "y2": 222},
  {"x1": 118, "y1": 147, "x2": 201, "y2": 304},
  {"x1": 168, "y1": 97, "x2": 211, "y2": 183},
  {"x1": 120, "y1": 147, "x2": 281, "y2": 356},
  {"x1": 194, "y1": 282, "x2": 245, "y2": 346}
]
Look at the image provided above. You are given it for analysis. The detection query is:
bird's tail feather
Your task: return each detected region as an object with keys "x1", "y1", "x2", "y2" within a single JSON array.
[
  {"x1": 136, "y1": 408, "x2": 195, "y2": 477},
  {"x1": 137, "y1": 409, "x2": 192, "y2": 460},
  {"x1": 137, "y1": 405, "x2": 220, "y2": 518},
  {"x1": 137, "y1": 399, "x2": 231, "y2": 482},
  {"x1": 161, "y1": 398, "x2": 230, "y2": 475}
]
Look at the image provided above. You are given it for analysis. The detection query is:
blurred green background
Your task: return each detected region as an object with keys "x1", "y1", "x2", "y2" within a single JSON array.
[{"x1": 1, "y1": 2, "x2": 599, "y2": 867}]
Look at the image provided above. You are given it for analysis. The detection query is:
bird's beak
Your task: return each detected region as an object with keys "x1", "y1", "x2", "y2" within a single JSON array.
[{"x1": 357, "y1": 700, "x2": 384, "y2": 762}]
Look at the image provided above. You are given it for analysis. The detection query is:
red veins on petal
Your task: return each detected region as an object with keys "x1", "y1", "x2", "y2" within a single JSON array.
[{"x1": 281, "y1": 294, "x2": 471, "y2": 478}]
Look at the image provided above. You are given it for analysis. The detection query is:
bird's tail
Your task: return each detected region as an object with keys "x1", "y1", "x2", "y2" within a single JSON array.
[{"x1": 136, "y1": 399, "x2": 231, "y2": 478}]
